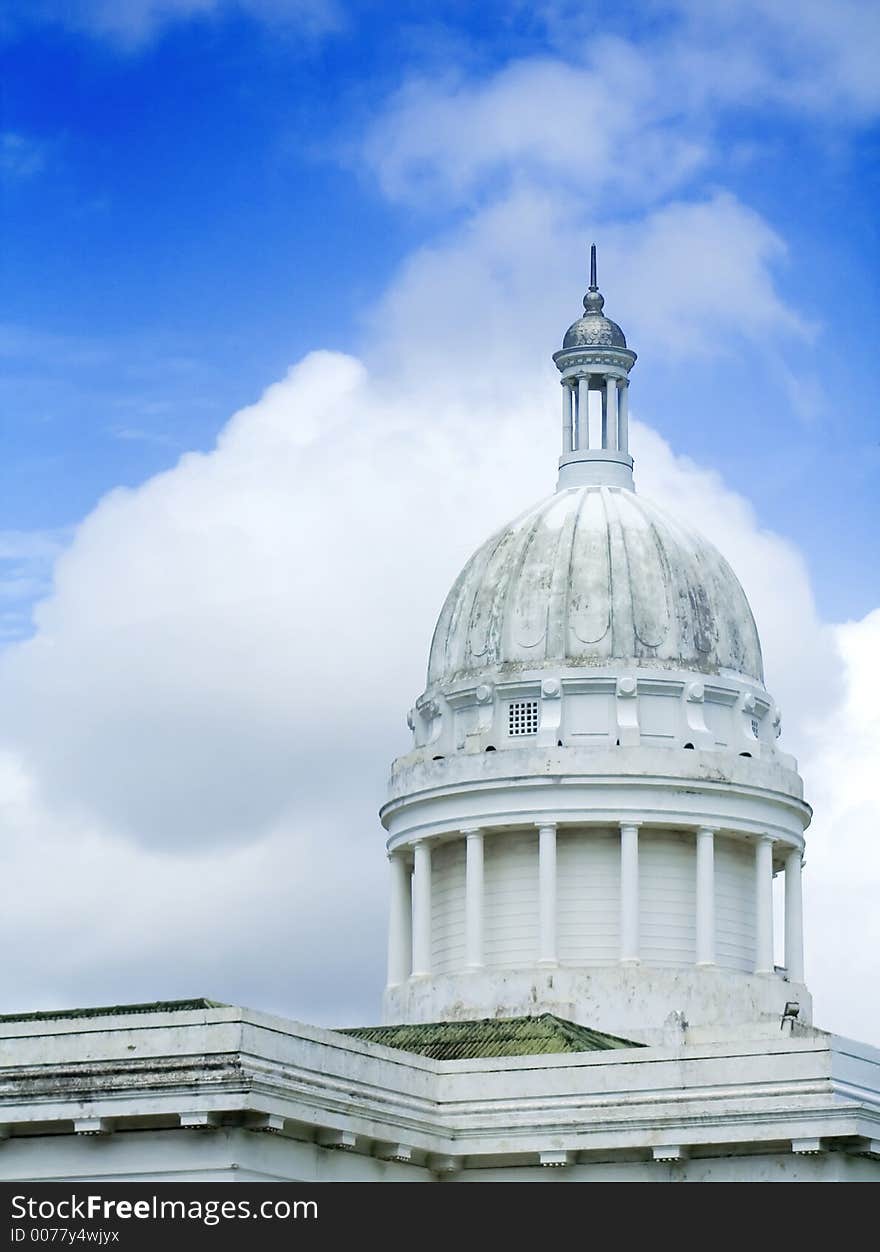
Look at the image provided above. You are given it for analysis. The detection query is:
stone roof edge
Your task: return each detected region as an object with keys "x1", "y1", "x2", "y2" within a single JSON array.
[
  {"x1": 0, "y1": 1002, "x2": 439, "y2": 1073},
  {"x1": 0, "y1": 999, "x2": 227, "y2": 1025},
  {"x1": 0, "y1": 998, "x2": 852, "y2": 1076},
  {"x1": 1, "y1": 1038, "x2": 876, "y2": 1168}
]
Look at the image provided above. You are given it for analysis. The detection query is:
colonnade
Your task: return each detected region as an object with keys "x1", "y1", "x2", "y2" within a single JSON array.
[
  {"x1": 387, "y1": 824, "x2": 804, "y2": 987},
  {"x1": 562, "y1": 376, "x2": 629, "y2": 455}
]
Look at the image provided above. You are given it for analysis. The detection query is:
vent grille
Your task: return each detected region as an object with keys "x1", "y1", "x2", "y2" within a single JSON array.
[{"x1": 508, "y1": 700, "x2": 539, "y2": 737}]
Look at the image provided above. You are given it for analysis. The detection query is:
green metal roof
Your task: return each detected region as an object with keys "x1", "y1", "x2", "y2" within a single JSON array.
[
  {"x1": 0, "y1": 999, "x2": 226, "y2": 1024},
  {"x1": 341, "y1": 1013, "x2": 642, "y2": 1060}
]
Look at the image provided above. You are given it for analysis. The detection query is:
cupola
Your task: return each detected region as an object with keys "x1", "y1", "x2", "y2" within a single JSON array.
[
  {"x1": 553, "y1": 244, "x2": 637, "y2": 490},
  {"x1": 380, "y1": 253, "x2": 811, "y2": 1044}
]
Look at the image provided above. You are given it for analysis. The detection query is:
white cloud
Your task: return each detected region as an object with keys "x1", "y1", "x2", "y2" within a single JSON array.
[
  {"x1": 0, "y1": 749, "x2": 386, "y2": 1022},
  {"x1": 633, "y1": 424, "x2": 837, "y2": 747},
  {"x1": 360, "y1": 2, "x2": 880, "y2": 214},
  {"x1": 666, "y1": 0, "x2": 880, "y2": 120},
  {"x1": 0, "y1": 530, "x2": 69, "y2": 642},
  {"x1": 21, "y1": 0, "x2": 342, "y2": 48},
  {"x1": 361, "y1": 49, "x2": 706, "y2": 210},
  {"x1": 798, "y1": 610, "x2": 880, "y2": 1040}
]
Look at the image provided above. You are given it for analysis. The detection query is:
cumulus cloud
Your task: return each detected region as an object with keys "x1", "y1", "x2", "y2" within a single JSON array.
[
  {"x1": 633, "y1": 424, "x2": 837, "y2": 748},
  {"x1": 0, "y1": 745, "x2": 387, "y2": 1023},
  {"x1": 799, "y1": 610, "x2": 880, "y2": 1040},
  {"x1": 0, "y1": 349, "x2": 549, "y2": 1019}
]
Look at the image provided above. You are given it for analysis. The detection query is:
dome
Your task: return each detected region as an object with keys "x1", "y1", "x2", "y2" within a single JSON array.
[
  {"x1": 562, "y1": 287, "x2": 627, "y2": 350},
  {"x1": 427, "y1": 485, "x2": 764, "y2": 688},
  {"x1": 562, "y1": 314, "x2": 627, "y2": 350}
]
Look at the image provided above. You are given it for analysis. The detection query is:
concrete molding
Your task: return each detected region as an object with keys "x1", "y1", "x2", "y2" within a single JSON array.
[
  {"x1": 179, "y1": 1113, "x2": 220, "y2": 1131},
  {"x1": 73, "y1": 1119, "x2": 112, "y2": 1137},
  {"x1": 251, "y1": 1114, "x2": 286, "y2": 1135},
  {"x1": 539, "y1": 1150, "x2": 574, "y2": 1167},
  {"x1": 317, "y1": 1129, "x2": 357, "y2": 1152},
  {"x1": 429, "y1": 1155, "x2": 462, "y2": 1174},
  {"x1": 375, "y1": 1143, "x2": 415, "y2": 1164}
]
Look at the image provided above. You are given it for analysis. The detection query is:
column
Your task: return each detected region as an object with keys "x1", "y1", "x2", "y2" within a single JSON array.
[
  {"x1": 695, "y1": 827, "x2": 715, "y2": 966},
  {"x1": 784, "y1": 847, "x2": 805, "y2": 983},
  {"x1": 465, "y1": 828, "x2": 485, "y2": 970},
  {"x1": 577, "y1": 377, "x2": 590, "y2": 449},
  {"x1": 386, "y1": 852, "x2": 412, "y2": 987},
  {"x1": 618, "y1": 381, "x2": 629, "y2": 454},
  {"x1": 605, "y1": 378, "x2": 618, "y2": 450},
  {"x1": 754, "y1": 835, "x2": 774, "y2": 974},
  {"x1": 562, "y1": 383, "x2": 573, "y2": 454},
  {"x1": 411, "y1": 839, "x2": 432, "y2": 978},
  {"x1": 537, "y1": 822, "x2": 557, "y2": 966},
  {"x1": 620, "y1": 822, "x2": 640, "y2": 963}
]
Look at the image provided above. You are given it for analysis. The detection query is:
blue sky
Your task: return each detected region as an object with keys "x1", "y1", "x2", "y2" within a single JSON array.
[
  {"x1": 2, "y1": 1, "x2": 878, "y2": 628},
  {"x1": 1, "y1": 1, "x2": 879, "y2": 1036}
]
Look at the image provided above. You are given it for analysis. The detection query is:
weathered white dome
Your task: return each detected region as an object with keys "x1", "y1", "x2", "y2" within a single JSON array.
[{"x1": 428, "y1": 485, "x2": 764, "y2": 688}]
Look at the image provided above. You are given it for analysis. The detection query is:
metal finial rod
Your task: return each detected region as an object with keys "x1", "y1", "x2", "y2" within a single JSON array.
[{"x1": 590, "y1": 243, "x2": 597, "y2": 290}]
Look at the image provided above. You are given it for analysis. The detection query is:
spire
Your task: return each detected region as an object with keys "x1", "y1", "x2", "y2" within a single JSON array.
[
  {"x1": 583, "y1": 243, "x2": 606, "y2": 316},
  {"x1": 552, "y1": 247, "x2": 638, "y2": 492}
]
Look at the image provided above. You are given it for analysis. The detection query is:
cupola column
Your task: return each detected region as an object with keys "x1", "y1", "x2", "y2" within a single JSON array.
[
  {"x1": 618, "y1": 380, "x2": 629, "y2": 453},
  {"x1": 605, "y1": 378, "x2": 617, "y2": 450},
  {"x1": 577, "y1": 377, "x2": 590, "y2": 450},
  {"x1": 755, "y1": 835, "x2": 775, "y2": 974},
  {"x1": 562, "y1": 383, "x2": 573, "y2": 454},
  {"x1": 537, "y1": 823, "x2": 558, "y2": 966},
  {"x1": 785, "y1": 849, "x2": 805, "y2": 983},
  {"x1": 695, "y1": 827, "x2": 716, "y2": 966},
  {"x1": 620, "y1": 822, "x2": 641, "y2": 963},
  {"x1": 411, "y1": 840, "x2": 433, "y2": 978},
  {"x1": 464, "y1": 828, "x2": 485, "y2": 970},
  {"x1": 386, "y1": 853, "x2": 412, "y2": 988}
]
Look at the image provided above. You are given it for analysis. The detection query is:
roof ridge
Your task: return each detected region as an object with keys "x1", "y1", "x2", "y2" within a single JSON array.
[
  {"x1": 0, "y1": 998, "x2": 227, "y2": 1024},
  {"x1": 340, "y1": 1014, "x2": 641, "y2": 1059}
]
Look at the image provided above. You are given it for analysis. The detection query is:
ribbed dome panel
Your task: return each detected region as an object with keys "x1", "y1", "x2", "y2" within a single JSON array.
[{"x1": 427, "y1": 486, "x2": 763, "y2": 686}]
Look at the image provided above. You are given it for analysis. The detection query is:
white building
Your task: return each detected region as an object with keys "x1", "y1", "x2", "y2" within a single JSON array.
[{"x1": 2, "y1": 253, "x2": 878, "y2": 1182}]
